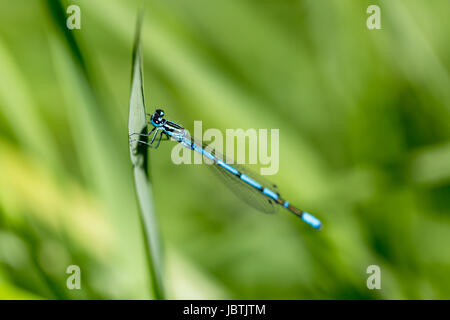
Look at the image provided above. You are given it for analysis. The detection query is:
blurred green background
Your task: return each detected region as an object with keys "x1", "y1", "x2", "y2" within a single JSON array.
[{"x1": 0, "y1": 0, "x2": 449, "y2": 299}]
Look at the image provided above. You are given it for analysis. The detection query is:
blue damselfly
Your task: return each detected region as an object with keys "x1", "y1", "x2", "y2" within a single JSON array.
[{"x1": 130, "y1": 109, "x2": 322, "y2": 230}]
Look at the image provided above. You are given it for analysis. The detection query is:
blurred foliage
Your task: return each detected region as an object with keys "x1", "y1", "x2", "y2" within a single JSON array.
[{"x1": 0, "y1": 0, "x2": 449, "y2": 299}]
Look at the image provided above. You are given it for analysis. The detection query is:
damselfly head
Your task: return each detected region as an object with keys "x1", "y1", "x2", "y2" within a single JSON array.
[{"x1": 151, "y1": 109, "x2": 165, "y2": 127}]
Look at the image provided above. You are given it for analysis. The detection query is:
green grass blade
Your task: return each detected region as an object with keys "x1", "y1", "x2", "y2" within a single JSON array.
[{"x1": 128, "y1": 14, "x2": 165, "y2": 300}]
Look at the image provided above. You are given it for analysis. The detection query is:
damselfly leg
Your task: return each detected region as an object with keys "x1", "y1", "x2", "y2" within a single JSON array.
[{"x1": 129, "y1": 127, "x2": 170, "y2": 150}]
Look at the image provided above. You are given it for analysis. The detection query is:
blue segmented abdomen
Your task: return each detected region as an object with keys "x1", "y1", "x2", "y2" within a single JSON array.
[{"x1": 180, "y1": 137, "x2": 322, "y2": 229}]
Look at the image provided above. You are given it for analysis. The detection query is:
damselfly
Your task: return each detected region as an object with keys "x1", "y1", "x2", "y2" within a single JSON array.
[{"x1": 130, "y1": 109, "x2": 322, "y2": 230}]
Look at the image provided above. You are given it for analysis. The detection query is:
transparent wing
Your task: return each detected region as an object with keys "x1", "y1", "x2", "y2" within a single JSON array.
[
  {"x1": 189, "y1": 137, "x2": 279, "y2": 214},
  {"x1": 211, "y1": 162, "x2": 279, "y2": 214}
]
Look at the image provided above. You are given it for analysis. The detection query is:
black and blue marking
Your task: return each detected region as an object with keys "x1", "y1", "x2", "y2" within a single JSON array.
[{"x1": 141, "y1": 109, "x2": 322, "y2": 230}]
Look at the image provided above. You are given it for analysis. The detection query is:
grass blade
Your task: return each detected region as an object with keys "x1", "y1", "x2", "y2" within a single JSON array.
[{"x1": 128, "y1": 13, "x2": 165, "y2": 300}]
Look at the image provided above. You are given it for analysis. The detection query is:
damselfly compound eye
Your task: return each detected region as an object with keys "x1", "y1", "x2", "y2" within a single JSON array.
[{"x1": 151, "y1": 109, "x2": 165, "y2": 126}]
